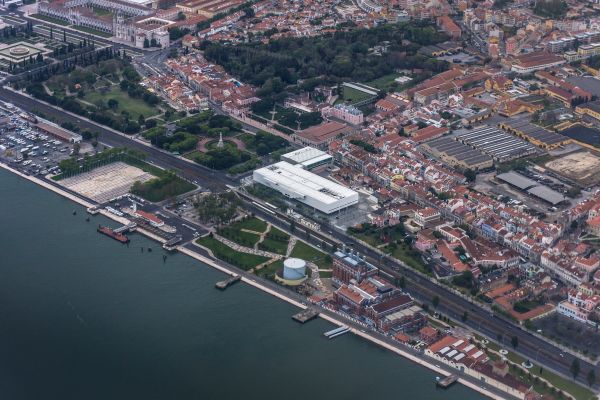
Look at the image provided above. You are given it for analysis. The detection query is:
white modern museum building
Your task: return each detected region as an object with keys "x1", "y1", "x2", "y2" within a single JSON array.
[{"x1": 253, "y1": 161, "x2": 358, "y2": 214}]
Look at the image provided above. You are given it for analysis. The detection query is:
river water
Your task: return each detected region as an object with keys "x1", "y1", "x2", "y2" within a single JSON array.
[{"x1": 0, "y1": 168, "x2": 485, "y2": 400}]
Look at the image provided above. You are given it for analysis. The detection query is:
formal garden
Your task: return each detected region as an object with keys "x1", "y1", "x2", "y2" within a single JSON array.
[
  {"x1": 196, "y1": 214, "x2": 331, "y2": 280},
  {"x1": 157, "y1": 111, "x2": 291, "y2": 174},
  {"x1": 24, "y1": 56, "x2": 168, "y2": 134}
]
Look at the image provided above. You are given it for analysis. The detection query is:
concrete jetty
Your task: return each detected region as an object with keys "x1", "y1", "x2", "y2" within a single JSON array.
[
  {"x1": 292, "y1": 308, "x2": 319, "y2": 323},
  {"x1": 324, "y1": 325, "x2": 350, "y2": 339},
  {"x1": 437, "y1": 374, "x2": 458, "y2": 388},
  {"x1": 215, "y1": 275, "x2": 242, "y2": 290}
]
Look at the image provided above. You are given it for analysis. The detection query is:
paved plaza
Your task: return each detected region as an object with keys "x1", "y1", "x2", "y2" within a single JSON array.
[{"x1": 59, "y1": 162, "x2": 154, "y2": 203}]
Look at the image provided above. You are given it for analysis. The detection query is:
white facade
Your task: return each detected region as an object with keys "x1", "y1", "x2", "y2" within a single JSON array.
[
  {"x1": 253, "y1": 161, "x2": 359, "y2": 214},
  {"x1": 281, "y1": 147, "x2": 333, "y2": 170},
  {"x1": 322, "y1": 103, "x2": 364, "y2": 125}
]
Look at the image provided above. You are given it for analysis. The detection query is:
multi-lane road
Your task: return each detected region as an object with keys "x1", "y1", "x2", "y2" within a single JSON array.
[
  {"x1": 1, "y1": 83, "x2": 598, "y2": 393},
  {"x1": 238, "y1": 192, "x2": 600, "y2": 391},
  {"x1": 0, "y1": 87, "x2": 232, "y2": 190}
]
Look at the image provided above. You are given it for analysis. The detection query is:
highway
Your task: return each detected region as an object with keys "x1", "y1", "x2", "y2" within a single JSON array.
[
  {"x1": 0, "y1": 87, "x2": 232, "y2": 191},
  {"x1": 1, "y1": 84, "x2": 598, "y2": 391}
]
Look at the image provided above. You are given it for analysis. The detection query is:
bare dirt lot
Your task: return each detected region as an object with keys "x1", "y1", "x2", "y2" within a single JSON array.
[
  {"x1": 545, "y1": 151, "x2": 600, "y2": 186},
  {"x1": 59, "y1": 162, "x2": 154, "y2": 203}
]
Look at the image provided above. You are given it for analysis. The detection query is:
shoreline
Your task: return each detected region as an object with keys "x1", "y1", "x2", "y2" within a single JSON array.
[{"x1": 0, "y1": 161, "x2": 502, "y2": 400}]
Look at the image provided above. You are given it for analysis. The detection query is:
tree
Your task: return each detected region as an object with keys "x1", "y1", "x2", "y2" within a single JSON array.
[
  {"x1": 143, "y1": 38, "x2": 150, "y2": 48},
  {"x1": 534, "y1": 0, "x2": 567, "y2": 19},
  {"x1": 432, "y1": 295, "x2": 440, "y2": 309},
  {"x1": 587, "y1": 369, "x2": 596, "y2": 387},
  {"x1": 243, "y1": 6, "x2": 255, "y2": 18},
  {"x1": 398, "y1": 275, "x2": 406, "y2": 289},
  {"x1": 571, "y1": 220, "x2": 578, "y2": 230},
  {"x1": 73, "y1": 143, "x2": 80, "y2": 156},
  {"x1": 107, "y1": 98, "x2": 119, "y2": 109},
  {"x1": 570, "y1": 359, "x2": 580, "y2": 380},
  {"x1": 511, "y1": 336, "x2": 518, "y2": 349},
  {"x1": 464, "y1": 169, "x2": 476, "y2": 182}
]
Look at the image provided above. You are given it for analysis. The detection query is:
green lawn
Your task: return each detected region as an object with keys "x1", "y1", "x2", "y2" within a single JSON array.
[
  {"x1": 92, "y1": 6, "x2": 111, "y2": 16},
  {"x1": 366, "y1": 73, "x2": 399, "y2": 90},
  {"x1": 196, "y1": 236, "x2": 270, "y2": 271},
  {"x1": 389, "y1": 244, "x2": 431, "y2": 276},
  {"x1": 258, "y1": 227, "x2": 290, "y2": 255},
  {"x1": 256, "y1": 259, "x2": 283, "y2": 279},
  {"x1": 484, "y1": 341, "x2": 595, "y2": 400},
  {"x1": 83, "y1": 86, "x2": 160, "y2": 119},
  {"x1": 184, "y1": 150, "x2": 201, "y2": 160},
  {"x1": 319, "y1": 270, "x2": 333, "y2": 278},
  {"x1": 130, "y1": 173, "x2": 195, "y2": 203},
  {"x1": 217, "y1": 226, "x2": 260, "y2": 248},
  {"x1": 258, "y1": 237, "x2": 288, "y2": 255},
  {"x1": 30, "y1": 14, "x2": 70, "y2": 26},
  {"x1": 290, "y1": 241, "x2": 331, "y2": 269},
  {"x1": 337, "y1": 85, "x2": 376, "y2": 105},
  {"x1": 71, "y1": 25, "x2": 113, "y2": 38},
  {"x1": 268, "y1": 227, "x2": 290, "y2": 241},
  {"x1": 232, "y1": 216, "x2": 268, "y2": 233},
  {"x1": 2, "y1": 15, "x2": 26, "y2": 24}
]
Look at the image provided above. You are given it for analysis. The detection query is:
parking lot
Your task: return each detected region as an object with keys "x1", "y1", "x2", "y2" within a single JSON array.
[{"x1": 0, "y1": 113, "x2": 75, "y2": 176}]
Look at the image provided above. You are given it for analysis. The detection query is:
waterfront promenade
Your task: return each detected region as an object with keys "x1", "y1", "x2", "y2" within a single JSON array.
[{"x1": 0, "y1": 161, "x2": 515, "y2": 400}]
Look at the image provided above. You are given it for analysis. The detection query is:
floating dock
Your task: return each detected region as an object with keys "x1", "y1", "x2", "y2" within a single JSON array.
[
  {"x1": 436, "y1": 374, "x2": 458, "y2": 388},
  {"x1": 97, "y1": 225, "x2": 129, "y2": 243},
  {"x1": 324, "y1": 325, "x2": 350, "y2": 339},
  {"x1": 215, "y1": 275, "x2": 242, "y2": 290},
  {"x1": 162, "y1": 235, "x2": 182, "y2": 251},
  {"x1": 292, "y1": 308, "x2": 319, "y2": 323}
]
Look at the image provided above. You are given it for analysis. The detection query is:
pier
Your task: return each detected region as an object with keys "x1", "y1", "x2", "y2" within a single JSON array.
[
  {"x1": 215, "y1": 275, "x2": 242, "y2": 290},
  {"x1": 97, "y1": 225, "x2": 130, "y2": 244},
  {"x1": 114, "y1": 222, "x2": 137, "y2": 234},
  {"x1": 292, "y1": 308, "x2": 319, "y2": 323},
  {"x1": 436, "y1": 374, "x2": 458, "y2": 389},
  {"x1": 87, "y1": 206, "x2": 100, "y2": 215},
  {"x1": 162, "y1": 235, "x2": 182, "y2": 251},
  {"x1": 324, "y1": 325, "x2": 350, "y2": 339}
]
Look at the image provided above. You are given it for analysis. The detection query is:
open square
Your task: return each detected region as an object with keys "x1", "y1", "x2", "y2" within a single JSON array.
[
  {"x1": 59, "y1": 162, "x2": 154, "y2": 203},
  {"x1": 0, "y1": 41, "x2": 46, "y2": 62}
]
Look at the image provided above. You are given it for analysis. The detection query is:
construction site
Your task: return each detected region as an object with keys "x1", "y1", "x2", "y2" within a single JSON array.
[{"x1": 544, "y1": 151, "x2": 600, "y2": 187}]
